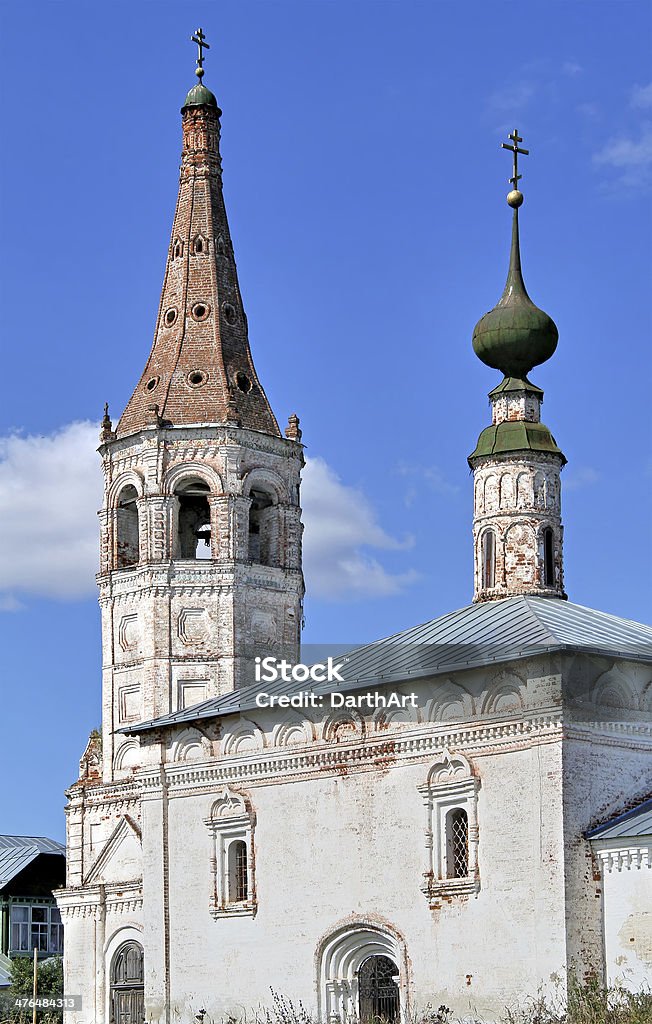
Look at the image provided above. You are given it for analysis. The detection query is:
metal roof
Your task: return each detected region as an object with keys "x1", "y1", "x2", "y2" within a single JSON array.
[
  {"x1": 122, "y1": 596, "x2": 652, "y2": 736},
  {"x1": 0, "y1": 836, "x2": 65, "y2": 891},
  {"x1": 586, "y1": 798, "x2": 652, "y2": 840}
]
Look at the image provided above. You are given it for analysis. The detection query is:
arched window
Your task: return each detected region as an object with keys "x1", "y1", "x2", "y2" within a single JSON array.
[
  {"x1": 110, "y1": 941, "x2": 144, "y2": 1024},
  {"x1": 175, "y1": 480, "x2": 211, "y2": 559},
  {"x1": 446, "y1": 807, "x2": 469, "y2": 879},
  {"x1": 248, "y1": 488, "x2": 278, "y2": 566},
  {"x1": 481, "y1": 530, "x2": 496, "y2": 589},
  {"x1": 193, "y1": 236, "x2": 204, "y2": 254},
  {"x1": 116, "y1": 485, "x2": 139, "y2": 568},
  {"x1": 358, "y1": 955, "x2": 400, "y2": 1023},
  {"x1": 543, "y1": 527, "x2": 554, "y2": 586},
  {"x1": 205, "y1": 787, "x2": 256, "y2": 918},
  {"x1": 227, "y1": 840, "x2": 248, "y2": 903},
  {"x1": 533, "y1": 472, "x2": 546, "y2": 508}
]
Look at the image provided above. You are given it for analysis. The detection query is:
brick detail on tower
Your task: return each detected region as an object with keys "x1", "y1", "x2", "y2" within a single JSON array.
[{"x1": 469, "y1": 385, "x2": 566, "y2": 602}]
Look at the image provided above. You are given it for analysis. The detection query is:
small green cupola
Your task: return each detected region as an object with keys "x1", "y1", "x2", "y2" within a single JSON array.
[{"x1": 182, "y1": 82, "x2": 219, "y2": 111}]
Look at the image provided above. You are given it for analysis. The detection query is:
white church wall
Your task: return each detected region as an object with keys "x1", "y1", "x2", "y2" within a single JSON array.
[{"x1": 138, "y1": 730, "x2": 569, "y2": 1022}]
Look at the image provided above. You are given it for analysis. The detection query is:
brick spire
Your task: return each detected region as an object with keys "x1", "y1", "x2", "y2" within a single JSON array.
[{"x1": 117, "y1": 78, "x2": 280, "y2": 438}]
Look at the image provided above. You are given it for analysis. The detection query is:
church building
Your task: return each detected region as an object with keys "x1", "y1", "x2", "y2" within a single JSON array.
[{"x1": 57, "y1": 32, "x2": 652, "y2": 1024}]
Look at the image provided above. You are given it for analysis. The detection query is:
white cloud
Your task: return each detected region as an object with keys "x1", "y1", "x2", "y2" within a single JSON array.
[
  {"x1": 0, "y1": 424, "x2": 416, "y2": 606},
  {"x1": 0, "y1": 422, "x2": 102, "y2": 601},
  {"x1": 631, "y1": 83, "x2": 652, "y2": 109},
  {"x1": 395, "y1": 463, "x2": 458, "y2": 507},
  {"x1": 563, "y1": 466, "x2": 600, "y2": 491},
  {"x1": 594, "y1": 125, "x2": 652, "y2": 168},
  {"x1": 593, "y1": 124, "x2": 652, "y2": 187},
  {"x1": 301, "y1": 457, "x2": 417, "y2": 600},
  {"x1": 487, "y1": 81, "x2": 536, "y2": 117}
]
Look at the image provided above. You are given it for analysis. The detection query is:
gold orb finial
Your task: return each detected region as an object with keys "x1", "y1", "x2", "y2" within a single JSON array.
[{"x1": 507, "y1": 189, "x2": 524, "y2": 208}]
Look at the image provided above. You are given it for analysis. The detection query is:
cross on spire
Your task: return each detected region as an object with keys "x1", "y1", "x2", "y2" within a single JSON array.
[
  {"x1": 191, "y1": 27, "x2": 210, "y2": 81},
  {"x1": 501, "y1": 129, "x2": 529, "y2": 189}
]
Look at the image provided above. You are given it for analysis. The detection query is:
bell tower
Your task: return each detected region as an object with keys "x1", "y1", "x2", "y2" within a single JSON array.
[
  {"x1": 468, "y1": 131, "x2": 566, "y2": 603},
  {"x1": 97, "y1": 32, "x2": 304, "y2": 780}
]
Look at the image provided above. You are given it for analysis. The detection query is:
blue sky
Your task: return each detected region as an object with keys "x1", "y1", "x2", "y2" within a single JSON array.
[{"x1": 0, "y1": 1, "x2": 650, "y2": 841}]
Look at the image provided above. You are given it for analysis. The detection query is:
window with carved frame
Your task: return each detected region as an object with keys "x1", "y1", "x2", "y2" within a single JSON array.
[
  {"x1": 204, "y1": 786, "x2": 256, "y2": 918},
  {"x1": 417, "y1": 748, "x2": 479, "y2": 904}
]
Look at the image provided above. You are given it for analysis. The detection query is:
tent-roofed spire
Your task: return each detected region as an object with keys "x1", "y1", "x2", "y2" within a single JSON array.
[{"x1": 117, "y1": 31, "x2": 280, "y2": 438}]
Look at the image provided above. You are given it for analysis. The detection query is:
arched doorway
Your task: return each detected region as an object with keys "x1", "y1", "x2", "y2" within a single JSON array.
[
  {"x1": 110, "y1": 940, "x2": 144, "y2": 1023},
  {"x1": 318, "y1": 921, "x2": 406, "y2": 1020},
  {"x1": 358, "y1": 954, "x2": 400, "y2": 1022}
]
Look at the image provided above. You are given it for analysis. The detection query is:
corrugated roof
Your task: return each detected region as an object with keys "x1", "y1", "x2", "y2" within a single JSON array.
[
  {"x1": 122, "y1": 596, "x2": 652, "y2": 736},
  {"x1": 0, "y1": 836, "x2": 65, "y2": 890},
  {"x1": 587, "y1": 798, "x2": 652, "y2": 840}
]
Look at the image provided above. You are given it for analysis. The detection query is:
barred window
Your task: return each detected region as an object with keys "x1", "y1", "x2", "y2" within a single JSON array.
[
  {"x1": 228, "y1": 840, "x2": 248, "y2": 903},
  {"x1": 446, "y1": 808, "x2": 469, "y2": 879},
  {"x1": 205, "y1": 787, "x2": 256, "y2": 918}
]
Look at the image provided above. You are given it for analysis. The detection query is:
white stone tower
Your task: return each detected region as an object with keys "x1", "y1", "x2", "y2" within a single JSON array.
[
  {"x1": 468, "y1": 131, "x2": 566, "y2": 602},
  {"x1": 96, "y1": 52, "x2": 305, "y2": 781}
]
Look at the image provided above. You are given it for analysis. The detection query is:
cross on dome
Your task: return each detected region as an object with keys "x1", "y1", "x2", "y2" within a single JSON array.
[
  {"x1": 501, "y1": 128, "x2": 529, "y2": 191},
  {"x1": 191, "y1": 27, "x2": 210, "y2": 80}
]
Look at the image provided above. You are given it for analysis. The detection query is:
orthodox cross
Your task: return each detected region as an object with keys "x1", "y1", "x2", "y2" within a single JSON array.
[
  {"x1": 501, "y1": 129, "x2": 529, "y2": 189},
  {"x1": 191, "y1": 27, "x2": 210, "y2": 80}
]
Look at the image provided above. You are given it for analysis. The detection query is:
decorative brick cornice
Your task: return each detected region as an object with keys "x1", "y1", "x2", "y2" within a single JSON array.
[
  {"x1": 55, "y1": 880, "x2": 143, "y2": 920},
  {"x1": 136, "y1": 714, "x2": 565, "y2": 798}
]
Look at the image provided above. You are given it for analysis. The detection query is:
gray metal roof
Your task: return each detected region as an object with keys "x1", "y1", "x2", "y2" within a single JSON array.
[
  {"x1": 587, "y1": 798, "x2": 652, "y2": 840},
  {"x1": 122, "y1": 596, "x2": 652, "y2": 736},
  {"x1": 0, "y1": 836, "x2": 65, "y2": 891}
]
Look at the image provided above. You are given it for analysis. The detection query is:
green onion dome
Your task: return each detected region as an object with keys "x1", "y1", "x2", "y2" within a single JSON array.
[{"x1": 472, "y1": 208, "x2": 558, "y2": 380}]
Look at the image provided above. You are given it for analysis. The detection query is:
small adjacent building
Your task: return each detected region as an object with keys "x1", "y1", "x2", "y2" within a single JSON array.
[
  {"x1": 0, "y1": 836, "x2": 65, "y2": 987},
  {"x1": 588, "y1": 798, "x2": 652, "y2": 992}
]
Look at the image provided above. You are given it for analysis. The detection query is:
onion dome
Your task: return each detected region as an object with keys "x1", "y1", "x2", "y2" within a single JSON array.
[
  {"x1": 182, "y1": 82, "x2": 220, "y2": 111},
  {"x1": 472, "y1": 201, "x2": 558, "y2": 380}
]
